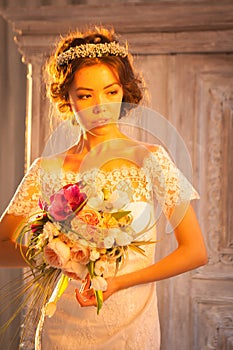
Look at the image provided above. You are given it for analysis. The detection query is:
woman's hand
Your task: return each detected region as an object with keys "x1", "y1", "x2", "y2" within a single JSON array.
[
  {"x1": 75, "y1": 274, "x2": 119, "y2": 308},
  {"x1": 75, "y1": 204, "x2": 208, "y2": 308},
  {"x1": 75, "y1": 274, "x2": 97, "y2": 307}
]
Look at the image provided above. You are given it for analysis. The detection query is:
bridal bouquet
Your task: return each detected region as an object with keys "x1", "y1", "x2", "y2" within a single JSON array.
[{"x1": 16, "y1": 180, "x2": 155, "y2": 321}]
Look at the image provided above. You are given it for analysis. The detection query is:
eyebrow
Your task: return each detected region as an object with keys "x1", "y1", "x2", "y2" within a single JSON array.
[{"x1": 75, "y1": 82, "x2": 120, "y2": 92}]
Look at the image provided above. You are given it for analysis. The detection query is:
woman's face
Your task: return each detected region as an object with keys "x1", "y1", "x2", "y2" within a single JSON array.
[{"x1": 68, "y1": 63, "x2": 123, "y2": 133}]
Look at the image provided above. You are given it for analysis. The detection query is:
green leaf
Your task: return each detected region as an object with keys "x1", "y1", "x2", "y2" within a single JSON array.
[
  {"x1": 88, "y1": 261, "x2": 95, "y2": 278},
  {"x1": 111, "y1": 210, "x2": 131, "y2": 221},
  {"x1": 129, "y1": 244, "x2": 146, "y2": 256},
  {"x1": 129, "y1": 240, "x2": 158, "y2": 256},
  {"x1": 55, "y1": 274, "x2": 69, "y2": 301},
  {"x1": 95, "y1": 290, "x2": 103, "y2": 315}
]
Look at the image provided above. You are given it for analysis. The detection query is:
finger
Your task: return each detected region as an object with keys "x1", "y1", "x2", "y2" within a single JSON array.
[
  {"x1": 75, "y1": 288, "x2": 97, "y2": 307},
  {"x1": 79, "y1": 275, "x2": 91, "y2": 294},
  {"x1": 83, "y1": 274, "x2": 91, "y2": 290},
  {"x1": 83, "y1": 288, "x2": 95, "y2": 298},
  {"x1": 75, "y1": 288, "x2": 90, "y2": 306}
]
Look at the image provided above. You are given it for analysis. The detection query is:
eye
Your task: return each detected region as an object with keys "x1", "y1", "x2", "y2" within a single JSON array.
[
  {"x1": 107, "y1": 90, "x2": 119, "y2": 96},
  {"x1": 77, "y1": 94, "x2": 92, "y2": 100}
]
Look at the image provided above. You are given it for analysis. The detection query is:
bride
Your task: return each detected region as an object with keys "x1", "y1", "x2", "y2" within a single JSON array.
[{"x1": 0, "y1": 26, "x2": 207, "y2": 349}]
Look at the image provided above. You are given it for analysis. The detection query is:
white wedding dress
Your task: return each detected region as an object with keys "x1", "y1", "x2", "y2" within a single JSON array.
[{"x1": 7, "y1": 145, "x2": 199, "y2": 350}]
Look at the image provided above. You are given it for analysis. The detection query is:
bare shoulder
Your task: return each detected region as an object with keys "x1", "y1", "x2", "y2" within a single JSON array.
[{"x1": 134, "y1": 140, "x2": 162, "y2": 154}]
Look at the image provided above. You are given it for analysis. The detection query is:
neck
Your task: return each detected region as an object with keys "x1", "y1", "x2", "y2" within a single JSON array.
[
  {"x1": 76, "y1": 131, "x2": 139, "y2": 173},
  {"x1": 82, "y1": 124, "x2": 128, "y2": 151}
]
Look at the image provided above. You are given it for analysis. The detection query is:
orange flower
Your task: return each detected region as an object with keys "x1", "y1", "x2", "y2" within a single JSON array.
[{"x1": 78, "y1": 207, "x2": 101, "y2": 226}]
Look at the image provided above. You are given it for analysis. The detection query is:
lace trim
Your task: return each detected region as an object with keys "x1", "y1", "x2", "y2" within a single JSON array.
[
  {"x1": 6, "y1": 146, "x2": 199, "y2": 219},
  {"x1": 143, "y1": 146, "x2": 199, "y2": 217},
  {"x1": 6, "y1": 158, "x2": 41, "y2": 217}
]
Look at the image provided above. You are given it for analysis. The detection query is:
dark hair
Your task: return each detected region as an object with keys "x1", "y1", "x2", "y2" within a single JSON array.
[{"x1": 45, "y1": 27, "x2": 144, "y2": 119}]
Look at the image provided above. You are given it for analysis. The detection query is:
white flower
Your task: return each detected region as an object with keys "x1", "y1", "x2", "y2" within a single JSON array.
[
  {"x1": 115, "y1": 231, "x2": 133, "y2": 246},
  {"x1": 103, "y1": 235, "x2": 115, "y2": 249},
  {"x1": 71, "y1": 217, "x2": 86, "y2": 233},
  {"x1": 78, "y1": 239, "x2": 89, "y2": 247},
  {"x1": 124, "y1": 202, "x2": 153, "y2": 235},
  {"x1": 62, "y1": 261, "x2": 88, "y2": 280},
  {"x1": 43, "y1": 221, "x2": 60, "y2": 242},
  {"x1": 91, "y1": 276, "x2": 108, "y2": 291},
  {"x1": 108, "y1": 228, "x2": 121, "y2": 237},
  {"x1": 103, "y1": 228, "x2": 119, "y2": 248},
  {"x1": 34, "y1": 234, "x2": 47, "y2": 250},
  {"x1": 87, "y1": 193, "x2": 104, "y2": 210},
  {"x1": 66, "y1": 231, "x2": 79, "y2": 242},
  {"x1": 90, "y1": 249, "x2": 100, "y2": 261},
  {"x1": 45, "y1": 302, "x2": 57, "y2": 318},
  {"x1": 94, "y1": 260, "x2": 109, "y2": 276},
  {"x1": 107, "y1": 190, "x2": 130, "y2": 210}
]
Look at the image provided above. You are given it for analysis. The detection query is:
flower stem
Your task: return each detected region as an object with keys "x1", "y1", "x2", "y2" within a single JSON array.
[{"x1": 88, "y1": 261, "x2": 103, "y2": 314}]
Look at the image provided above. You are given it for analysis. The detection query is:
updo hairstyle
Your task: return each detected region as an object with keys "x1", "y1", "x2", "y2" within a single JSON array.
[{"x1": 45, "y1": 27, "x2": 144, "y2": 119}]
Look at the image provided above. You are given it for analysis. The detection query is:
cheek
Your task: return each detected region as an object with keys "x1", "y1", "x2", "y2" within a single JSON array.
[
  {"x1": 68, "y1": 93, "x2": 86, "y2": 113},
  {"x1": 75, "y1": 110, "x2": 91, "y2": 126},
  {"x1": 108, "y1": 103, "x2": 122, "y2": 118},
  {"x1": 70, "y1": 101, "x2": 84, "y2": 114}
]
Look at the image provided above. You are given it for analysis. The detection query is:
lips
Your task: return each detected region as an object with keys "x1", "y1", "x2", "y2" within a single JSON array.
[{"x1": 91, "y1": 119, "x2": 110, "y2": 126}]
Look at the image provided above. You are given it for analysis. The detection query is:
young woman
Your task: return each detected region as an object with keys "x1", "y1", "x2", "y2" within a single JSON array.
[{"x1": 0, "y1": 27, "x2": 207, "y2": 349}]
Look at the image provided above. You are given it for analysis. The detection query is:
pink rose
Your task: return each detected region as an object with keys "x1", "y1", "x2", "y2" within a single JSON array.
[
  {"x1": 44, "y1": 238, "x2": 71, "y2": 268},
  {"x1": 62, "y1": 261, "x2": 88, "y2": 280},
  {"x1": 48, "y1": 183, "x2": 87, "y2": 221},
  {"x1": 70, "y1": 242, "x2": 90, "y2": 265}
]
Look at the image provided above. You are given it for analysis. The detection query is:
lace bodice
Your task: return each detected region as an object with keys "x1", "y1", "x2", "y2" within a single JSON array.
[
  {"x1": 7, "y1": 145, "x2": 199, "y2": 350},
  {"x1": 7, "y1": 145, "x2": 199, "y2": 220}
]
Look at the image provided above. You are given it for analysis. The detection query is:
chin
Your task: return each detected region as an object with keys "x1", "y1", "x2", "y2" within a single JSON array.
[{"x1": 88, "y1": 123, "x2": 118, "y2": 135}]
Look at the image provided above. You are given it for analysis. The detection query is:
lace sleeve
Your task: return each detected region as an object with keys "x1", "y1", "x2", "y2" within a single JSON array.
[
  {"x1": 143, "y1": 146, "x2": 199, "y2": 218},
  {"x1": 6, "y1": 158, "x2": 42, "y2": 217}
]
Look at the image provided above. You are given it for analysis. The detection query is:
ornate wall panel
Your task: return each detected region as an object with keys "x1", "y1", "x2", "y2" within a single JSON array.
[
  {"x1": 193, "y1": 58, "x2": 233, "y2": 350},
  {"x1": 197, "y1": 68, "x2": 233, "y2": 276},
  {"x1": 193, "y1": 298, "x2": 233, "y2": 350}
]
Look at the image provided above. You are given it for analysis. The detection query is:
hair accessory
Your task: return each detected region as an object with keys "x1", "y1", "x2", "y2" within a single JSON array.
[{"x1": 56, "y1": 42, "x2": 128, "y2": 66}]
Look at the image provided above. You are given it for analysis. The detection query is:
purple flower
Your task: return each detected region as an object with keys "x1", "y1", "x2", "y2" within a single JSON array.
[
  {"x1": 38, "y1": 198, "x2": 48, "y2": 211},
  {"x1": 63, "y1": 183, "x2": 87, "y2": 212},
  {"x1": 48, "y1": 183, "x2": 87, "y2": 221}
]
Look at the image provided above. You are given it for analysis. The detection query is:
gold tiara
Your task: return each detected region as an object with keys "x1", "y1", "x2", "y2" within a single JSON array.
[{"x1": 56, "y1": 42, "x2": 128, "y2": 66}]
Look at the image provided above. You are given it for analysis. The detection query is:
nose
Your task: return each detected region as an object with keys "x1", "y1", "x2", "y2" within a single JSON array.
[
  {"x1": 92, "y1": 104, "x2": 102, "y2": 114},
  {"x1": 92, "y1": 94, "x2": 106, "y2": 115}
]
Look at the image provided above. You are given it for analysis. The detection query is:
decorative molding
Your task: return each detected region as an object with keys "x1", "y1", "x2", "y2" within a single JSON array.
[
  {"x1": 192, "y1": 271, "x2": 233, "y2": 281},
  {"x1": 197, "y1": 72, "x2": 233, "y2": 267},
  {"x1": 209, "y1": 86, "x2": 233, "y2": 266},
  {"x1": 1, "y1": 1, "x2": 233, "y2": 62},
  {"x1": 193, "y1": 298, "x2": 233, "y2": 350},
  {"x1": 2, "y1": 2, "x2": 233, "y2": 33}
]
